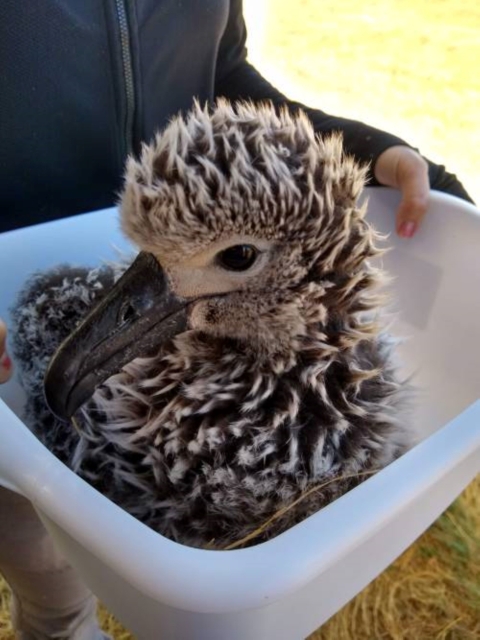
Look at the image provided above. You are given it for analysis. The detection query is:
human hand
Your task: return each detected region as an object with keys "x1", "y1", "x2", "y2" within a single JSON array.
[
  {"x1": 0, "y1": 319, "x2": 13, "y2": 383},
  {"x1": 374, "y1": 145, "x2": 429, "y2": 239}
]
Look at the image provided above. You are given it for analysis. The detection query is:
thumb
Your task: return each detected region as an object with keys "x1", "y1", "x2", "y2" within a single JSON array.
[
  {"x1": 395, "y1": 159, "x2": 429, "y2": 238},
  {"x1": 374, "y1": 146, "x2": 430, "y2": 238}
]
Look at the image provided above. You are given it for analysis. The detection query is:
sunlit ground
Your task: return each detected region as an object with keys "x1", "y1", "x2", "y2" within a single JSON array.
[{"x1": 244, "y1": 0, "x2": 479, "y2": 204}]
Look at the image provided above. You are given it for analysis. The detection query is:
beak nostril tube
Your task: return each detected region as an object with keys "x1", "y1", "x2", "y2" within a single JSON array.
[{"x1": 118, "y1": 302, "x2": 138, "y2": 326}]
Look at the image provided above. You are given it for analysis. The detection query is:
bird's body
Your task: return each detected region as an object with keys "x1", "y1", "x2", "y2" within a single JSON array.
[{"x1": 12, "y1": 101, "x2": 412, "y2": 549}]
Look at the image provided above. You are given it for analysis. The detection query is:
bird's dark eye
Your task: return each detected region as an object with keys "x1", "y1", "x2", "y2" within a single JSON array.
[{"x1": 216, "y1": 245, "x2": 258, "y2": 272}]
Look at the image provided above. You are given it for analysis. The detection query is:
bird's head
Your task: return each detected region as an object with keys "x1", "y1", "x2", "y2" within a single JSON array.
[{"x1": 45, "y1": 100, "x2": 383, "y2": 419}]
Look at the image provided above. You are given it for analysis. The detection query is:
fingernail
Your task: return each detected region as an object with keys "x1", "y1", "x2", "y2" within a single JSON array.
[
  {"x1": 1, "y1": 354, "x2": 12, "y2": 371},
  {"x1": 0, "y1": 352, "x2": 13, "y2": 383},
  {"x1": 398, "y1": 221, "x2": 417, "y2": 238}
]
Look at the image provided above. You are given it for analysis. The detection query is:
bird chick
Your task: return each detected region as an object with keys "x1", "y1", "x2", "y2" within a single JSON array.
[{"x1": 12, "y1": 100, "x2": 412, "y2": 549}]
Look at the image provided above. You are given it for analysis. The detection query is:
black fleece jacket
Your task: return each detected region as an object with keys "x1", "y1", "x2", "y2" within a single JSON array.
[{"x1": 0, "y1": 0, "x2": 472, "y2": 232}]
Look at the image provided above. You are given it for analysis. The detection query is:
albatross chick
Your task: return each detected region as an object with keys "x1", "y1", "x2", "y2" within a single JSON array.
[{"x1": 12, "y1": 100, "x2": 412, "y2": 549}]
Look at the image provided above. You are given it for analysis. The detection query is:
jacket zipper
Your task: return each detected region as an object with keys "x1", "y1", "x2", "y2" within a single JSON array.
[{"x1": 114, "y1": 0, "x2": 135, "y2": 157}]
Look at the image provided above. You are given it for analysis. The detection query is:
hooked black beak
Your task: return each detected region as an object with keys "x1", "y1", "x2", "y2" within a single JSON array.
[{"x1": 44, "y1": 252, "x2": 188, "y2": 420}]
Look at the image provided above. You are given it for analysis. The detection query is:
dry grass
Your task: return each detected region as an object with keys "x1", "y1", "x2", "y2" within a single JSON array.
[
  {"x1": 310, "y1": 475, "x2": 480, "y2": 640},
  {"x1": 0, "y1": 582, "x2": 13, "y2": 640},
  {"x1": 1, "y1": 1, "x2": 479, "y2": 638}
]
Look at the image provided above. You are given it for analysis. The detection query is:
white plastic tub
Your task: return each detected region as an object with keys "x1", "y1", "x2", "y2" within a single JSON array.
[{"x1": 1, "y1": 187, "x2": 479, "y2": 640}]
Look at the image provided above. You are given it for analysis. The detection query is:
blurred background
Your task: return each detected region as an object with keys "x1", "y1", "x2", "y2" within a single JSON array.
[{"x1": 244, "y1": 0, "x2": 479, "y2": 204}]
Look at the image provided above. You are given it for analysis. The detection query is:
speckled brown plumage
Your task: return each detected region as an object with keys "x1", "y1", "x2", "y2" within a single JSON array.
[{"x1": 11, "y1": 100, "x2": 412, "y2": 549}]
